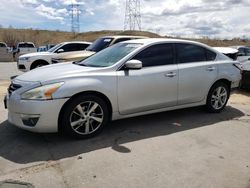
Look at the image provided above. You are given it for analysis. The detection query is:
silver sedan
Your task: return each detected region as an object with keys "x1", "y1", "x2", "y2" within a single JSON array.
[{"x1": 5, "y1": 39, "x2": 242, "y2": 138}]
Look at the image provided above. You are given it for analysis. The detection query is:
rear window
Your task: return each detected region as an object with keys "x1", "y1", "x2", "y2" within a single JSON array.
[
  {"x1": 177, "y1": 44, "x2": 214, "y2": 63},
  {"x1": 18, "y1": 43, "x2": 35, "y2": 48},
  {"x1": 86, "y1": 38, "x2": 113, "y2": 52}
]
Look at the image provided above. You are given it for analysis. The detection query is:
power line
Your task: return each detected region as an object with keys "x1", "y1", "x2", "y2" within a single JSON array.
[
  {"x1": 124, "y1": 0, "x2": 141, "y2": 31},
  {"x1": 69, "y1": 3, "x2": 81, "y2": 33}
]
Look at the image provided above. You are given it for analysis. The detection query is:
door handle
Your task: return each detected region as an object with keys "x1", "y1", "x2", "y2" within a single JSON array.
[
  {"x1": 165, "y1": 72, "x2": 177, "y2": 78},
  {"x1": 206, "y1": 67, "x2": 216, "y2": 71}
]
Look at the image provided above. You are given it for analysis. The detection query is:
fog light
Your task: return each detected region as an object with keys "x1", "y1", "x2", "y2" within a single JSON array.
[{"x1": 21, "y1": 114, "x2": 40, "y2": 127}]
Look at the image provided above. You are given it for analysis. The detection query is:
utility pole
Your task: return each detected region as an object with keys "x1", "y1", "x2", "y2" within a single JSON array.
[
  {"x1": 69, "y1": 3, "x2": 80, "y2": 33},
  {"x1": 124, "y1": 0, "x2": 141, "y2": 31}
]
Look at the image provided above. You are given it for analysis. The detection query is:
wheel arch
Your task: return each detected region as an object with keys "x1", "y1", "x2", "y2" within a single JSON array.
[
  {"x1": 30, "y1": 59, "x2": 49, "y2": 70},
  {"x1": 211, "y1": 79, "x2": 232, "y2": 91},
  {"x1": 206, "y1": 78, "x2": 232, "y2": 102},
  {"x1": 58, "y1": 90, "x2": 113, "y2": 132}
]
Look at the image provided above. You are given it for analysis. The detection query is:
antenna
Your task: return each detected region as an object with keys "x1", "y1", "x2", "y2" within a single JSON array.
[
  {"x1": 69, "y1": 3, "x2": 81, "y2": 33},
  {"x1": 124, "y1": 0, "x2": 141, "y2": 31}
]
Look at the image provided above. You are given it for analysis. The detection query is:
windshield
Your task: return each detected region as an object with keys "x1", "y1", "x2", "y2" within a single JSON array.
[
  {"x1": 48, "y1": 43, "x2": 63, "y2": 53},
  {"x1": 86, "y1": 37, "x2": 114, "y2": 52},
  {"x1": 18, "y1": 43, "x2": 35, "y2": 48},
  {"x1": 78, "y1": 43, "x2": 142, "y2": 67}
]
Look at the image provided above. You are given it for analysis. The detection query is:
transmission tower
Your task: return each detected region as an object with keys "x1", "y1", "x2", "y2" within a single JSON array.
[
  {"x1": 124, "y1": 0, "x2": 141, "y2": 31},
  {"x1": 69, "y1": 3, "x2": 81, "y2": 33}
]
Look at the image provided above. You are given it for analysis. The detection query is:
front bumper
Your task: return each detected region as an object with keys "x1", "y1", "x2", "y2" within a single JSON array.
[
  {"x1": 17, "y1": 59, "x2": 30, "y2": 72},
  {"x1": 7, "y1": 94, "x2": 69, "y2": 133}
]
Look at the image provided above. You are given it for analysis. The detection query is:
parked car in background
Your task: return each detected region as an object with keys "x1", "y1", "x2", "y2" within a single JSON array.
[
  {"x1": 17, "y1": 41, "x2": 91, "y2": 72},
  {"x1": 37, "y1": 44, "x2": 56, "y2": 52},
  {"x1": 230, "y1": 46, "x2": 250, "y2": 69},
  {"x1": 52, "y1": 35, "x2": 148, "y2": 64},
  {"x1": 15, "y1": 42, "x2": 37, "y2": 56},
  {"x1": 213, "y1": 47, "x2": 239, "y2": 60},
  {"x1": 0, "y1": 42, "x2": 12, "y2": 61},
  {"x1": 5, "y1": 39, "x2": 241, "y2": 138}
]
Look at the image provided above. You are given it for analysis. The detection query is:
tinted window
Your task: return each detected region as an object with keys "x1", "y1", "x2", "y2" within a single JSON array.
[
  {"x1": 206, "y1": 50, "x2": 217, "y2": 61},
  {"x1": 133, "y1": 44, "x2": 174, "y2": 67},
  {"x1": 86, "y1": 38, "x2": 113, "y2": 52},
  {"x1": 58, "y1": 43, "x2": 89, "y2": 52},
  {"x1": 18, "y1": 43, "x2": 35, "y2": 48},
  {"x1": 244, "y1": 48, "x2": 250, "y2": 56},
  {"x1": 238, "y1": 48, "x2": 245, "y2": 55},
  {"x1": 177, "y1": 44, "x2": 207, "y2": 63}
]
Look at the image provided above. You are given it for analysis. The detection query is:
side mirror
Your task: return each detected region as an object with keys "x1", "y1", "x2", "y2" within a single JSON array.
[
  {"x1": 57, "y1": 49, "x2": 64, "y2": 53},
  {"x1": 124, "y1": 60, "x2": 142, "y2": 70}
]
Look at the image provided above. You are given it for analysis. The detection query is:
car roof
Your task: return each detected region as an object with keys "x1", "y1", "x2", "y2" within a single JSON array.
[
  {"x1": 61, "y1": 41, "x2": 92, "y2": 45},
  {"x1": 122, "y1": 38, "x2": 211, "y2": 48},
  {"x1": 101, "y1": 35, "x2": 148, "y2": 39}
]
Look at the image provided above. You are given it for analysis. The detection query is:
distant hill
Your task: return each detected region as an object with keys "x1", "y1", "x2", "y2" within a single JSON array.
[{"x1": 0, "y1": 28, "x2": 249, "y2": 47}]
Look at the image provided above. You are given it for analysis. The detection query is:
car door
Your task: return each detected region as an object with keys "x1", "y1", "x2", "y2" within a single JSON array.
[
  {"x1": 176, "y1": 43, "x2": 218, "y2": 105},
  {"x1": 117, "y1": 43, "x2": 178, "y2": 115}
]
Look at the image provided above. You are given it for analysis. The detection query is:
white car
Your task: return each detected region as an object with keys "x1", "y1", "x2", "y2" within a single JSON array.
[
  {"x1": 18, "y1": 41, "x2": 91, "y2": 72},
  {"x1": 213, "y1": 47, "x2": 239, "y2": 61},
  {"x1": 0, "y1": 42, "x2": 12, "y2": 61},
  {"x1": 5, "y1": 39, "x2": 242, "y2": 138},
  {"x1": 15, "y1": 42, "x2": 37, "y2": 56},
  {"x1": 230, "y1": 46, "x2": 250, "y2": 70}
]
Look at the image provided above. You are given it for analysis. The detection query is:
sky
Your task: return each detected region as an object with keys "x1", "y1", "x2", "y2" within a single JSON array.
[{"x1": 0, "y1": 0, "x2": 249, "y2": 39}]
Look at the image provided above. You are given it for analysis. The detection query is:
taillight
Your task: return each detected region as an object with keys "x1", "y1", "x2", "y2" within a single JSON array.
[{"x1": 233, "y1": 63, "x2": 243, "y2": 74}]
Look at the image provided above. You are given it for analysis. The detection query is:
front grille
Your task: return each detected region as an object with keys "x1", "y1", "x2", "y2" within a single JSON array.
[
  {"x1": 8, "y1": 83, "x2": 22, "y2": 95},
  {"x1": 18, "y1": 64, "x2": 26, "y2": 69}
]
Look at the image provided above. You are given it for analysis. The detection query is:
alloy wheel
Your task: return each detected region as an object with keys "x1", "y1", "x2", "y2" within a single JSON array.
[
  {"x1": 211, "y1": 86, "x2": 228, "y2": 110},
  {"x1": 69, "y1": 101, "x2": 104, "y2": 135}
]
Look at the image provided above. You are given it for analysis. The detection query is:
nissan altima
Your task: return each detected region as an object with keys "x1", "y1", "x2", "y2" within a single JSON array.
[{"x1": 5, "y1": 39, "x2": 242, "y2": 138}]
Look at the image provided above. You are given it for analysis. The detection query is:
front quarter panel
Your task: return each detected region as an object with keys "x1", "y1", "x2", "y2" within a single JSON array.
[{"x1": 51, "y1": 74, "x2": 118, "y2": 112}]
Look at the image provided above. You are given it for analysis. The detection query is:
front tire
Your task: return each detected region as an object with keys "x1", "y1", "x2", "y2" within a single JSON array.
[
  {"x1": 59, "y1": 95, "x2": 109, "y2": 139},
  {"x1": 206, "y1": 82, "x2": 230, "y2": 113}
]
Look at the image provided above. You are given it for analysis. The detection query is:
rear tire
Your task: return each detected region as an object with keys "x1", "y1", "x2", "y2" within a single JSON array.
[
  {"x1": 206, "y1": 82, "x2": 230, "y2": 113},
  {"x1": 59, "y1": 95, "x2": 109, "y2": 139}
]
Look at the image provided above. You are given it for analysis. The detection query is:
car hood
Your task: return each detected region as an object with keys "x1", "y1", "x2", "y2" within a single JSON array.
[
  {"x1": 19, "y1": 52, "x2": 53, "y2": 58},
  {"x1": 15, "y1": 62, "x2": 104, "y2": 83}
]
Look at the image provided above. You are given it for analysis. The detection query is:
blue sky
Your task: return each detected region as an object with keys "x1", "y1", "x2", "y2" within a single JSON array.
[{"x1": 0, "y1": 0, "x2": 250, "y2": 39}]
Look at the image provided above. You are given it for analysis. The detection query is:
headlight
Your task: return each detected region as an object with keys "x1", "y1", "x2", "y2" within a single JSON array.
[
  {"x1": 19, "y1": 57, "x2": 30, "y2": 61},
  {"x1": 21, "y1": 82, "x2": 64, "y2": 100}
]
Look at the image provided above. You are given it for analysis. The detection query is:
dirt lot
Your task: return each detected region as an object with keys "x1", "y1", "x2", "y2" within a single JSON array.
[{"x1": 0, "y1": 63, "x2": 249, "y2": 188}]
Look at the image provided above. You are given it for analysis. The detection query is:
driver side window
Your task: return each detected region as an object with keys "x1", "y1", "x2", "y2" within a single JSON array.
[{"x1": 133, "y1": 43, "x2": 174, "y2": 67}]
